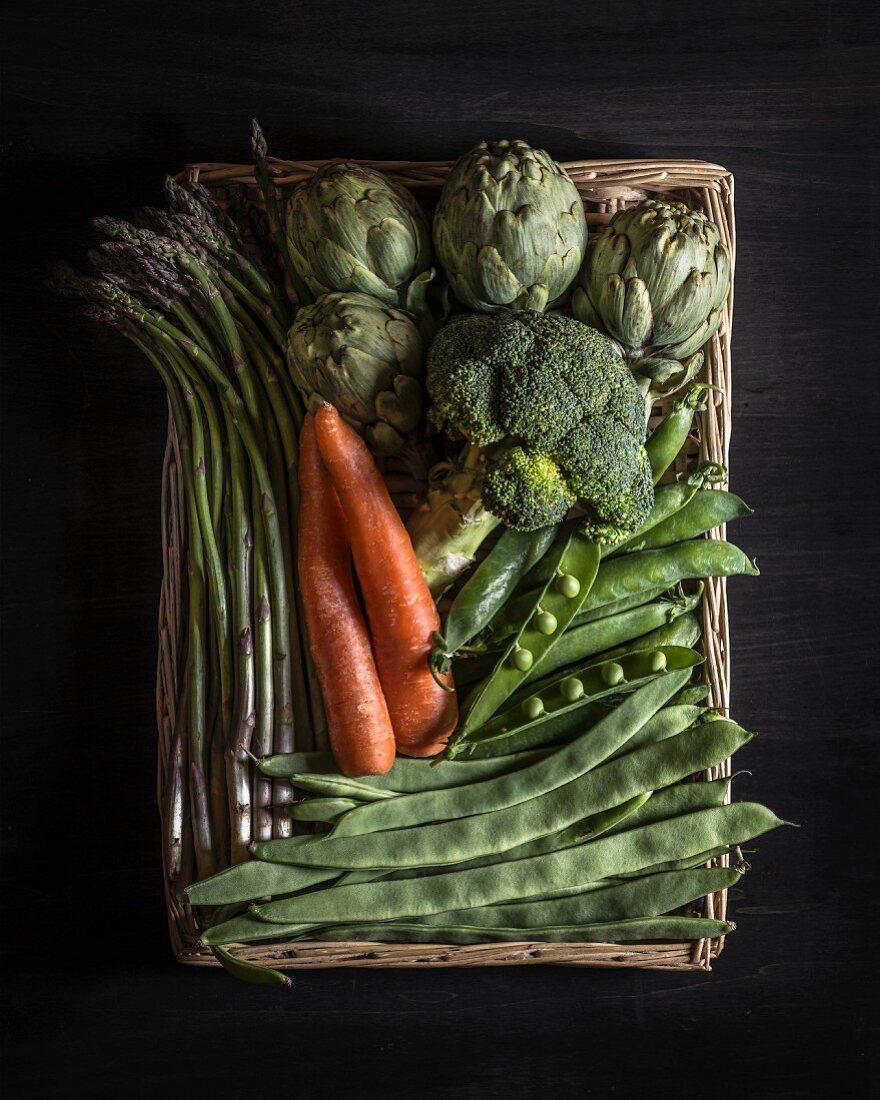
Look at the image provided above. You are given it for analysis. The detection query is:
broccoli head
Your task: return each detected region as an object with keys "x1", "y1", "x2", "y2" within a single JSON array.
[{"x1": 426, "y1": 310, "x2": 653, "y2": 541}]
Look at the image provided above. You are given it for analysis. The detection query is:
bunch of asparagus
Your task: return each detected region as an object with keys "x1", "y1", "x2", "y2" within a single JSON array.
[{"x1": 49, "y1": 164, "x2": 323, "y2": 877}]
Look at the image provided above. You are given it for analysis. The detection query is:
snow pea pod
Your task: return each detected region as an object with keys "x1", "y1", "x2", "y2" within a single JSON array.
[
  {"x1": 430, "y1": 525, "x2": 559, "y2": 684},
  {"x1": 256, "y1": 748, "x2": 550, "y2": 791},
  {"x1": 457, "y1": 646, "x2": 701, "y2": 758},
  {"x1": 290, "y1": 916, "x2": 734, "y2": 945},
  {"x1": 250, "y1": 802, "x2": 783, "y2": 924},
  {"x1": 520, "y1": 590, "x2": 702, "y2": 687},
  {"x1": 447, "y1": 532, "x2": 601, "y2": 752},
  {"x1": 615, "y1": 489, "x2": 752, "y2": 555},
  {"x1": 250, "y1": 716, "x2": 750, "y2": 872},
  {"x1": 287, "y1": 798, "x2": 360, "y2": 823},
  {"x1": 185, "y1": 858, "x2": 340, "y2": 906},
  {"x1": 645, "y1": 383, "x2": 714, "y2": 484}
]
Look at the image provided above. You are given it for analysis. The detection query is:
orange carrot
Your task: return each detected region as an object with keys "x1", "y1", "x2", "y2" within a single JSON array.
[
  {"x1": 297, "y1": 416, "x2": 396, "y2": 777},
  {"x1": 313, "y1": 403, "x2": 457, "y2": 756}
]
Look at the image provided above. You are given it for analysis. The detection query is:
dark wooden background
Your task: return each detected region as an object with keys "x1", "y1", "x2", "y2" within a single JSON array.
[{"x1": 2, "y1": 2, "x2": 878, "y2": 1095}]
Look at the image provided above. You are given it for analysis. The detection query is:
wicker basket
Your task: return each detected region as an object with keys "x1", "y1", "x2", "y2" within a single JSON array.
[{"x1": 157, "y1": 155, "x2": 736, "y2": 972}]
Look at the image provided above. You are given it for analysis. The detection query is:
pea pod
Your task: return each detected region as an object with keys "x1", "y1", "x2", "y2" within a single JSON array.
[
  {"x1": 579, "y1": 540, "x2": 758, "y2": 617},
  {"x1": 249, "y1": 716, "x2": 751, "y2": 872},
  {"x1": 446, "y1": 532, "x2": 601, "y2": 753},
  {"x1": 613, "y1": 489, "x2": 752, "y2": 556},
  {"x1": 457, "y1": 646, "x2": 702, "y2": 758},
  {"x1": 590, "y1": 610, "x2": 702, "y2": 666},
  {"x1": 292, "y1": 671, "x2": 693, "y2": 840},
  {"x1": 289, "y1": 916, "x2": 734, "y2": 946},
  {"x1": 250, "y1": 802, "x2": 784, "y2": 924},
  {"x1": 645, "y1": 383, "x2": 716, "y2": 484},
  {"x1": 185, "y1": 858, "x2": 340, "y2": 906},
  {"x1": 287, "y1": 798, "x2": 360, "y2": 823},
  {"x1": 521, "y1": 593, "x2": 702, "y2": 689},
  {"x1": 429, "y1": 525, "x2": 559, "y2": 685},
  {"x1": 255, "y1": 748, "x2": 550, "y2": 791}
]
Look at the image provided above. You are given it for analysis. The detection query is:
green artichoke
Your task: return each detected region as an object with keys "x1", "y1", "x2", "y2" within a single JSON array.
[
  {"x1": 286, "y1": 290, "x2": 425, "y2": 458},
  {"x1": 285, "y1": 162, "x2": 433, "y2": 313},
  {"x1": 433, "y1": 139, "x2": 587, "y2": 312},
  {"x1": 572, "y1": 199, "x2": 731, "y2": 403}
]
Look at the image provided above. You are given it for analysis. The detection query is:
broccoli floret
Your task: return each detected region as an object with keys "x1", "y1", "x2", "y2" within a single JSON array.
[{"x1": 410, "y1": 310, "x2": 654, "y2": 593}]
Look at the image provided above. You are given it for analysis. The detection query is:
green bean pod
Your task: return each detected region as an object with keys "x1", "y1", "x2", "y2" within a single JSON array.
[
  {"x1": 425, "y1": 865, "x2": 740, "y2": 930},
  {"x1": 458, "y1": 646, "x2": 702, "y2": 758},
  {"x1": 249, "y1": 716, "x2": 751, "y2": 872},
  {"x1": 602, "y1": 775, "x2": 731, "y2": 831},
  {"x1": 287, "y1": 798, "x2": 361, "y2": 823},
  {"x1": 254, "y1": 748, "x2": 550, "y2": 790},
  {"x1": 645, "y1": 383, "x2": 715, "y2": 484},
  {"x1": 286, "y1": 672, "x2": 692, "y2": 841},
  {"x1": 446, "y1": 532, "x2": 601, "y2": 753},
  {"x1": 605, "y1": 703, "x2": 707, "y2": 762},
  {"x1": 208, "y1": 944, "x2": 291, "y2": 986},
  {"x1": 668, "y1": 681, "x2": 710, "y2": 707},
  {"x1": 250, "y1": 802, "x2": 783, "y2": 924},
  {"x1": 185, "y1": 858, "x2": 340, "y2": 906},
  {"x1": 285, "y1": 774, "x2": 396, "y2": 802},
  {"x1": 430, "y1": 525, "x2": 559, "y2": 684},
  {"x1": 287, "y1": 916, "x2": 734, "y2": 945}
]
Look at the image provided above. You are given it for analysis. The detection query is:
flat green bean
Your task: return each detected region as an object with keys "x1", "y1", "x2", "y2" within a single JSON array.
[
  {"x1": 273, "y1": 671, "x2": 692, "y2": 842},
  {"x1": 209, "y1": 944, "x2": 291, "y2": 986},
  {"x1": 605, "y1": 703, "x2": 707, "y2": 761},
  {"x1": 421, "y1": 865, "x2": 740, "y2": 929},
  {"x1": 290, "y1": 916, "x2": 734, "y2": 945},
  {"x1": 668, "y1": 682, "x2": 710, "y2": 707},
  {"x1": 602, "y1": 775, "x2": 731, "y2": 832},
  {"x1": 185, "y1": 858, "x2": 339, "y2": 906},
  {"x1": 288, "y1": 798, "x2": 360, "y2": 823},
  {"x1": 285, "y1": 775, "x2": 396, "y2": 802},
  {"x1": 251, "y1": 802, "x2": 783, "y2": 924},
  {"x1": 249, "y1": 718, "x2": 751, "y2": 871},
  {"x1": 257, "y1": 749, "x2": 550, "y2": 791}
]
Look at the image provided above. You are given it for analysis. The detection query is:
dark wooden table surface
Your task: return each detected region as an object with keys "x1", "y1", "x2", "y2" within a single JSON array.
[{"x1": 2, "y1": 2, "x2": 878, "y2": 1095}]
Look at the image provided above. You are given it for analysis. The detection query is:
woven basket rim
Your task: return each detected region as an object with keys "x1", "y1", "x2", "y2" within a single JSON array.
[{"x1": 157, "y1": 154, "x2": 737, "y2": 972}]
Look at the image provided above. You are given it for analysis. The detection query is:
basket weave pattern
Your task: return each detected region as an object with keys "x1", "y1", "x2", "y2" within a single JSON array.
[{"x1": 157, "y1": 156, "x2": 735, "y2": 971}]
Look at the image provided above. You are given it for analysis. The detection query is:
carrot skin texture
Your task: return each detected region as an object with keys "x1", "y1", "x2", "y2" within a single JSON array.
[
  {"x1": 298, "y1": 417, "x2": 396, "y2": 776},
  {"x1": 313, "y1": 405, "x2": 457, "y2": 754}
]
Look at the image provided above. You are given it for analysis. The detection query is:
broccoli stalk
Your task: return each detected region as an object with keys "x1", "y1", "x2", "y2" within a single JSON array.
[
  {"x1": 406, "y1": 443, "x2": 501, "y2": 595},
  {"x1": 409, "y1": 311, "x2": 654, "y2": 596}
]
